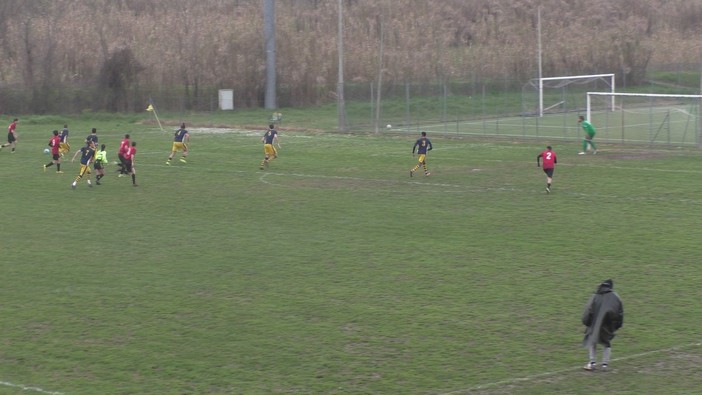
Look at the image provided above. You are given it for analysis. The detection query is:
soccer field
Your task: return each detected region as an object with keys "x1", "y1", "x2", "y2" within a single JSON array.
[{"x1": 1, "y1": 118, "x2": 701, "y2": 394}]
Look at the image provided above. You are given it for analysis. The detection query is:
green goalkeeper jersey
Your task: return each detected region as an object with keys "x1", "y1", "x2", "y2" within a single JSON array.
[{"x1": 580, "y1": 120, "x2": 596, "y2": 137}]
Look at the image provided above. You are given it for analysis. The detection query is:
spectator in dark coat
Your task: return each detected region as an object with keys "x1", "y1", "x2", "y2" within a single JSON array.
[{"x1": 582, "y1": 279, "x2": 624, "y2": 371}]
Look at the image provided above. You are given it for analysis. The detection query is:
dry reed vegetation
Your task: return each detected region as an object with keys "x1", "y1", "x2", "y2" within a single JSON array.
[{"x1": 1, "y1": 0, "x2": 702, "y2": 112}]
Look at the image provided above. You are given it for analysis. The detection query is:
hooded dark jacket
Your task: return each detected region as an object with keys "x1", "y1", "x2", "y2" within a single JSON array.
[{"x1": 582, "y1": 281, "x2": 624, "y2": 348}]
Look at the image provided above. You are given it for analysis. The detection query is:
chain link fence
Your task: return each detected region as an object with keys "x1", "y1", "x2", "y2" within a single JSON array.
[
  {"x1": 339, "y1": 74, "x2": 702, "y2": 147},
  {"x1": 2, "y1": 66, "x2": 701, "y2": 146}
]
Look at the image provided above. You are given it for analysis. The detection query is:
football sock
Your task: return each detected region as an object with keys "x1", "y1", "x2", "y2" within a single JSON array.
[
  {"x1": 132, "y1": 174, "x2": 136, "y2": 184},
  {"x1": 45, "y1": 162, "x2": 54, "y2": 168},
  {"x1": 588, "y1": 345, "x2": 597, "y2": 362},
  {"x1": 547, "y1": 183, "x2": 551, "y2": 188},
  {"x1": 602, "y1": 347, "x2": 611, "y2": 365},
  {"x1": 57, "y1": 163, "x2": 61, "y2": 171},
  {"x1": 589, "y1": 141, "x2": 597, "y2": 150},
  {"x1": 411, "y1": 165, "x2": 419, "y2": 172},
  {"x1": 582, "y1": 140, "x2": 588, "y2": 151}
]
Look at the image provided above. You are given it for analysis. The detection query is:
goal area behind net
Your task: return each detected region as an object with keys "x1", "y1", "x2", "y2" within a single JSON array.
[
  {"x1": 522, "y1": 74, "x2": 615, "y2": 117},
  {"x1": 587, "y1": 92, "x2": 702, "y2": 146}
]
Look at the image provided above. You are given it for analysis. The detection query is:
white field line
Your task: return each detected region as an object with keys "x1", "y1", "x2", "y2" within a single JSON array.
[
  {"x1": 86, "y1": 135, "x2": 702, "y2": 197},
  {"x1": 257, "y1": 171, "x2": 516, "y2": 192},
  {"x1": 557, "y1": 162, "x2": 702, "y2": 174},
  {"x1": 248, "y1": 170, "x2": 702, "y2": 204},
  {"x1": 1, "y1": 343, "x2": 696, "y2": 395},
  {"x1": 438, "y1": 342, "x2": 702, "y2": 395},
  {"x1": 0, "y1": 380, "x2": 64, "y2": 395},
  {"x1": 136, "y1": 141, "x2": 702, "y2": 176},
  {"x1": 128, "y1": 163, "x2": 702, "y2": 204}
]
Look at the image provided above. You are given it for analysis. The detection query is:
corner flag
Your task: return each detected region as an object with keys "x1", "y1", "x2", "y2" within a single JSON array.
[{"x1": 145, "y1": 100, "x2": 164, "y2": 132}]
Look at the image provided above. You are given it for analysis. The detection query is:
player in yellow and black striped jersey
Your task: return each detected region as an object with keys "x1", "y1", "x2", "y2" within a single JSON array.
[
  {"x1": 70, "y1": 140, "x2": 96, "y2": 189},
  {"x1": 260, "y1": 124, "x2": 281, "y2": 169},
  {"x1": 59, "y1": 124, "x2": 70, "y2": 156},
  {"x1": 166, "y1": 123, "x2": 190, "y2": 165},
  {"x1": 410, "y1": 131, "x2": 433, "y2": 177}
]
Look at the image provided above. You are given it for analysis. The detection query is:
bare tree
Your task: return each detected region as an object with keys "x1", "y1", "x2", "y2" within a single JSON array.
[
  {"x1": 98, "y1": 47, "x2": 144, "y2": 112},
  {"x1": 0, "y1": 0, "x2": 701, "y2": 113}
]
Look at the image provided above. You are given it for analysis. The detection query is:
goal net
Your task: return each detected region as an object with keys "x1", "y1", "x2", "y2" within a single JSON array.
[
  {"x1": 586, "y1": 92, "x2": 702, "y2": 146},
  {"x1": 522, "y1": 73, "x2": 615, "y2": 117}
]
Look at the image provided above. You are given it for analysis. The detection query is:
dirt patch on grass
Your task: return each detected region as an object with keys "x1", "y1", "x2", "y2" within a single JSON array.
[{"x1": 601, "y1": 148, "x2": 680, "y2": 161}]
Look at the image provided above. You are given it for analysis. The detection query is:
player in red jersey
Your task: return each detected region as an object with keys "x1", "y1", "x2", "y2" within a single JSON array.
[
  {"x1": 1, "y1": 118, "x2": 18, "y2": 152},
  {"x1": 124, "y1": 141, "x2": 138, "y2": 186},
  {"x1": 43, "y1": 130, "x2": 64, "y2": 173},
  {"x1": 117, "y1": 134, "x2": 131, "y2": 176},
  {"x1": 536, "y1": 145, "x2": 557, "y2": 193}
]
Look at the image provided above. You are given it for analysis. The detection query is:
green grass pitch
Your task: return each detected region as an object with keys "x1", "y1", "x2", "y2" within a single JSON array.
[{"x1": 1, "y1": 117, "x2": 701, "y2": 394}]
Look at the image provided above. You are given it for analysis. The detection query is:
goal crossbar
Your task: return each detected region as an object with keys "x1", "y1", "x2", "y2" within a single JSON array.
[{"x1": 541, "y1": 73, "x2": 616, "y2": 82}]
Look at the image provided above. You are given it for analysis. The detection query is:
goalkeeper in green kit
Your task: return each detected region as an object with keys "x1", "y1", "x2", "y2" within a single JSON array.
[{"x1": 578, "y1": 115, "x2": 598, "y2": 155}]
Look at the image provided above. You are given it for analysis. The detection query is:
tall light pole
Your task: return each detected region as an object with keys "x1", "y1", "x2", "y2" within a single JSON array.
[
  {"x1": 337, "y1": 0, "x2": 346, "y2": 131},
  {"x1": 374, "y1": 18, "x2": 384, "y2": 134},
  {"x1": 263, "y1": 0, "x2": 277, "y2": 109},
  {"x1": 537, "y1": 6, "x2": 543, "y2": 117}
]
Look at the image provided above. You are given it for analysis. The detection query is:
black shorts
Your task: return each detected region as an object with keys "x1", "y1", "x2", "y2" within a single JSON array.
[
  {"x1": 7, "y1": 133, "x2": 16, "y2": 143},
  {"x1": 118, "y1": 154, "x2": 128, "y2": 165},
  {"x1": 125, "y1": 160, "x2": 133, "y2": 173},
  {"x1": 94, "y1": 162, "x2": 104, "y2": 170},
  {"x1": 52, "y1": 153, "x2": 60, "y2": 161},
  {"x1": 543, "y1": 168, "x2": 554, "y2": 177}
]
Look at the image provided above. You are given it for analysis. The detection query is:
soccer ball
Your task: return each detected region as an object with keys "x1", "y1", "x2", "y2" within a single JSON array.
[
  {"x1": 44, "y1": 148, "x2": 50, "y2": 154},
  {"x1": 386, "y1": 124, "x2": 392, "y2": 129}
]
